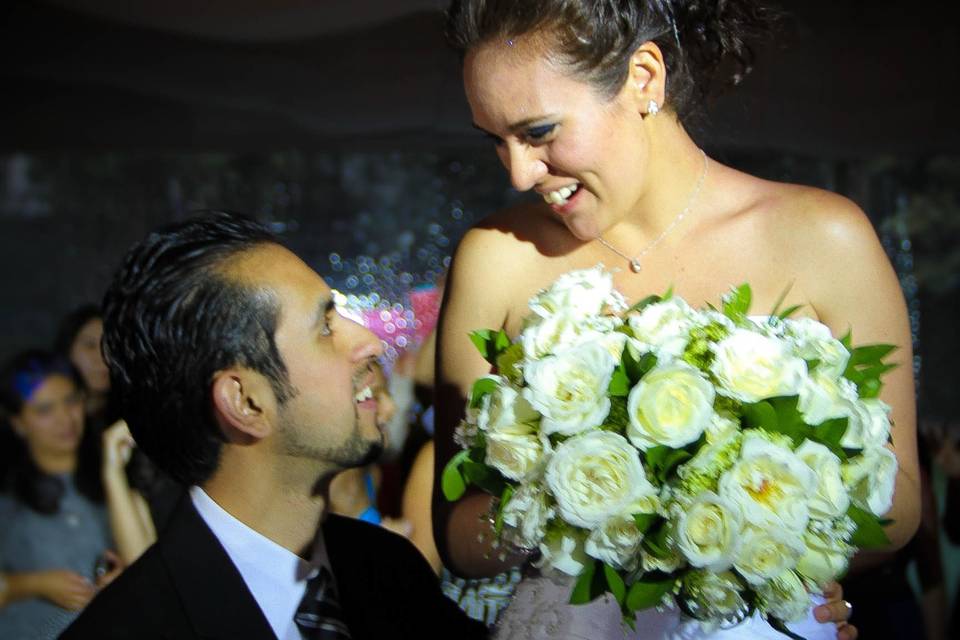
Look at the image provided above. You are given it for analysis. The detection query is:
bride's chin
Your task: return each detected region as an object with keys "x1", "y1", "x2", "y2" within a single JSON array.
[{"x1": 561, "y1": 215, "x2": 601, "y2": 243}]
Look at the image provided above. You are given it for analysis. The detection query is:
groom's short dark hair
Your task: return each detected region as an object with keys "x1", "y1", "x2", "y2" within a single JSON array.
[{"x1": 102, "y1": 211, "x2": 296, "y2": 486}]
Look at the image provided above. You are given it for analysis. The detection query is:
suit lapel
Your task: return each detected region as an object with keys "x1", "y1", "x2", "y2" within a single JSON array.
[{"x1": 159, "y1": 496, "x2": 278, "y2": 640}]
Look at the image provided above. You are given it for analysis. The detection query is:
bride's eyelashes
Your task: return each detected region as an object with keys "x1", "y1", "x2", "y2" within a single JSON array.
[{"x1": 524, "y1": 124, "x2": 556, "y2": 142}]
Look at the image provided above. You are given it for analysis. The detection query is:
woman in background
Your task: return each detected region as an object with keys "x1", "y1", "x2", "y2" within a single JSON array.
[{"x1": 0, "y1": 351, "x2": 154, "y2": 639}]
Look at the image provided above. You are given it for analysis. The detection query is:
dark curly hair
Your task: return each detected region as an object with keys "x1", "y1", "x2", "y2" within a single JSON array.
[
  {"x1": 101, "y1": 211, "x2": 296, "y2": 486},
  {"x1": 445, "y1": 0, "x2": 778, "y2": 122}
]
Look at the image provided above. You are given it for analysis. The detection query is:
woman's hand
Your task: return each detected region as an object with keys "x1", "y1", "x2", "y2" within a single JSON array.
[
  {"x1": 815, "y1": 581, "x2": 857, "y2": 640},
  {"x1": 94, "y1": 550, "x2": 125, "y2": 590},
  {"x1": 101, "y1": 419, "x2": 135, "y2": 482},
  {"x1": 35, "y1": 569, "x2": 95, "y2": 611}
]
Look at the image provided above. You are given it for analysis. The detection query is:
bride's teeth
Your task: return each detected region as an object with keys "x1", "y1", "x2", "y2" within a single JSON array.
[{"x1": 544, "y1": 184, "x2": 579, "y2": 206}]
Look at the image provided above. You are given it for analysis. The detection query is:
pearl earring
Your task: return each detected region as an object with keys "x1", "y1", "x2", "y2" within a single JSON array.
[{"x1": 647, "y1": 100, "x2": 660, "y2": 116}]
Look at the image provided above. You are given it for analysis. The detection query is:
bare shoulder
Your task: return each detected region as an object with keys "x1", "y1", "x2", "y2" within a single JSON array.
[{"x1": 751, "y1": 181, "x2": 880, "y2": 257}]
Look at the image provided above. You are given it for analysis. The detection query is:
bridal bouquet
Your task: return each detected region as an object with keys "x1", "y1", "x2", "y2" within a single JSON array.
[{"x1": 442, "y1": 266, "x2": 897, "y2": 637}]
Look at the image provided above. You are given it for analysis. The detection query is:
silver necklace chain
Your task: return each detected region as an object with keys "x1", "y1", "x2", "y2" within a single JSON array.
[{"x1": 597, "y1": 149, "x2": 708, "y2": 273}]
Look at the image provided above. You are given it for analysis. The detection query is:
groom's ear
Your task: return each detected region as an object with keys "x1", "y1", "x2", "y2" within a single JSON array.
[{"x1": 210, "y1": 368, "x2": 276, "y2": 442}]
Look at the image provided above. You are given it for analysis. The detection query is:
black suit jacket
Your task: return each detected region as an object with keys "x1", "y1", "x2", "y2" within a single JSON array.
[{"x1": 61, "y1": 495, "x2": 487, "y2": 639}]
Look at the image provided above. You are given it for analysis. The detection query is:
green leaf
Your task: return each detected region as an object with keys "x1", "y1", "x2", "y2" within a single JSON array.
[
  {"x1": 627, "y1": 294, "x2": 664, "y2": 314},
  {"x1": 625, "y1": 574, "x2": 676, "y2": 612},
  {"x1": 811, "y1": 417, "x2": 849, "y2": 459},
  {"x1": 469, "y1": 376, "x2": 499, "y2": 408},
  {"x1": 848, "y1": 504, "x2": 892, "y2": 548},
  {"x1": 570, "y1": 560, "x2": 598, "y2": 605},
  {"x1": 494, "y1": 485, "x2": 515, "y2": 535},
  {"x1": 604, "y1": 565, "x2": 627, "y2": 605},
  {"x1": 742, "y1": 400, "x2": 778, "y2": 431},
  {"x1": 609, "y1": 365, "x2": 630, "y2": 397},
  {"x1": 847, "y1": 344, "x2": 897, "y2": 366},
  {"x1": 744, "y1": 396, "x2": 810, "y2": 447},
  {"x1": 441, "y1": 449, "x2": 470, "y2": 501},
  {"x1": 468, "y1": 329, "x2": 512, "y2": 365},
  {"x1": 462, "y1": 461, "x2": 507, "y2": 496},
  {"x1": 839, "y1": 329, "x2": 853, "y2": 350},
  {"x1": 641, "y1": 520, "x2": 672, "y2": 559},
  {"x1": 495, "y1": 342, "x2": 525, "y2": 386},
  {"x1": 643, "y1": 439, "x2": 701, "y2": 483},
  {"x1": 767, "y1": 617, "x2": 807, "y2": 640},
  {"x1": 633, "y1": 513, "x2": 662, "y2": 534},
  {"x1": 776, "y1": 304, "x2": 805, "y2": 320},
  {"x1": 602, "y1": 396, "x2": 630, "y2": 431},
  {"x1": 722, "y1": 284, "x2": 752, "y2": 323}
]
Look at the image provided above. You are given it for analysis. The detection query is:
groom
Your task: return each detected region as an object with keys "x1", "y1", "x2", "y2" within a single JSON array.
[{"x1": 62, "y1": 211, "x2": 486, "y2": 639}]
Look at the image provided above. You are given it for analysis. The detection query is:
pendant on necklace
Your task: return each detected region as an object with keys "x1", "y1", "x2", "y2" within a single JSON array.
[{"x1": 629, "y1": 259, "x2": 642, "y2": 273}]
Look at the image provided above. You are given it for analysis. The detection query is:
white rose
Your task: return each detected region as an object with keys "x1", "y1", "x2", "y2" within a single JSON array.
[
  {"x1": 523, "y1": 341, "x2": 616, "y2": 436},
  {"x1": 502, "y1": 485, "x2": 555, "y2": 549},
  {"x1": 627, "y1": 297, "x2": 697, "y2": 359},
  {"x1": 521, "y1": 311, "x2": 609, "y2": 360},
  {"x1": 797, "y1": 371, "x2": 855, "y2": 427},
  {"x1": 535, "y1": 529, "x2": 589, "y2": 577},
  {"x1": 795, "y1": 440, "x2": 850, "y2": 520},
  {"x1": 710, "y1": 329, "x2": 807, "y2": 403},
  {"x1": 485, "y1": 432, "x2": 544, "y2": 481},
  {"x1": 529, "y1": 266, "x2": 617, "y2": 320},
  {"x1": 785, "y1": 317, "x2": 851, "y2": 378},
  {"x1": 626, "y1": 361, "x2": 715, "y2": 450},
  {"x1": 734, "y1": 527, "x2": 806, "y2": 586},
  {"x1": 546, "y1": 431, "x2": 656, "y2": 529},
  {"x1": 681, "y1": 570, "x2": 748, "y2": 620},
  {"x1": 756, "y1": 570, "x2": 811, "y2": 623},
  {"x1": 842, "y1": 398, "x2": 892, "y2": 449},
  {"x1": 718, "y1": 433, "x2": 816, "y2": 531},
  {"x1": 676, "y1": 491, "x2": 743, "y2": 571},
  {"x1": 585, "y1": 515, "x2": 644, "y2": 570},
  {"x1": 795, "y1": 531, "x2": 850, "y2": 589},
  {"x1": 477, "y1": 383, "x2": 539, "y2": 435},
  {"x1": 843, "y1": 446, "x2": 898, "y2": 516}
]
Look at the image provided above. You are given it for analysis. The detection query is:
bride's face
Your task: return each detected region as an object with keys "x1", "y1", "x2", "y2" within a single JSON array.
[{"x1": 464, "y1": 37, "x2": 650, "y2": 241}]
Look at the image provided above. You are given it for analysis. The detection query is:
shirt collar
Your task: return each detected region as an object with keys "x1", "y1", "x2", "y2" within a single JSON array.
[{"x1": 189, "y1": 486, "x2": 329, "y2": 640}]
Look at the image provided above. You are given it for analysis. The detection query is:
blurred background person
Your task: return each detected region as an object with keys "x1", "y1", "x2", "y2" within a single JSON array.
[{"x1": 0, "y1": 350, "x2": 155, "y2": 639}]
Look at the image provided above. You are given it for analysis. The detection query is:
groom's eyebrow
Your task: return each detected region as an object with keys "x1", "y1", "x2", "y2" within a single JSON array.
[{"x1": 311, "y1": 297, "x2": 336, "y2": 330}]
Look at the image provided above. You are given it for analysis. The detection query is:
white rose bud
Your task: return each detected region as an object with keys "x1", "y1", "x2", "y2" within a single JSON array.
[
  {"x1": 477, "y1": 383, "x2": 539, "y2": 436},
  {"x1": 485, "y1": 432, "x2": 544, "y2": 481},
  {"x1": 585, "y1": 515, "x2": 644, "y2": 570},
  {"x1": 523, "y1": 341, "x2": 616, "y2": 436},
  {"x1": 795, "y1": 531, "x2": 850, "y2": 589},
  {"x1": 843, "y1": 445, "x2": 898, "y2": 516},
  {"x1": 626, "y1": 361, "x2": 715, "y2": 450},
  {"x1": 710, "y1": 329, "x2": 807, "y2": 403},
  {"x1": 842, "y1": 398, "x2": 892, "y2": 449},
  {"x1": 535, "y1": 529, "x2": 589, "y2": 577},
  {"x1": 798, "y1": 372, "x2": 854, "y2": 427},
  {"x1": 795, "y1": 440, "x2": 850, "y2": 520},
  {"x1": 521, "y1": 311, "x2": 609, "y2": 361},
  {"x1": 502, "y1": 485, "x2": 555, "y2": 549},
  {"x1": 681, "y1": 570, "x2": 747, "y2": 621},
  {"x1": 734, "y1": 527, "x2": 806, "y2": 586},
  {"x1": 785, "y1": 317, "x2": 851, "y2": 379},
  {"x1": 756, "y1": 570, "x2": 811, "y2": 623},
  {"x1": 627, "y1": 297, "x2": 697, "y2": 360},
  {"x1": 546, "y1": 431, "x2": 656, "y2": 529},
  {"x1": 529, "y1": 266, "x2": 616, "y2": 320},
  {"x1": 676, "y1": 491, "x2": 743, "y2": 571},
  {"x1": 718, "y1": 433, "x2": 816, "y2": 531}
]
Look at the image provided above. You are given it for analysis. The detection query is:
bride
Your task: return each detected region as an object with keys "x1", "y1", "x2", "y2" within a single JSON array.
[{"x1": 432, "y1": 1, "x2": 919, "y2": 638}]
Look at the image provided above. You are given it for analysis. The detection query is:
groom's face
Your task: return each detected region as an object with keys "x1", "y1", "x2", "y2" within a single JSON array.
[{"x1": 239, "y1": 244, "x2": 385, "y2": 468}]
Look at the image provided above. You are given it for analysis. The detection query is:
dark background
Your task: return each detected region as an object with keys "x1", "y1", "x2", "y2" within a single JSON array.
[{"x1": 1, "y1": 0, "x2": 957, "y2": 415}]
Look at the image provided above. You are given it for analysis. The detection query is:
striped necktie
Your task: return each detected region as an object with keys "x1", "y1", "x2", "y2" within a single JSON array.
[{"x1": 294, "y1": 566, "x2": 352, "y2": 639}]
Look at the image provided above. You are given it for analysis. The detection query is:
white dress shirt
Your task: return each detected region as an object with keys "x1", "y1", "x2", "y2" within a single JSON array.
[{"x1": 190, "y1": 486, "x2": 327, "y2": 640}]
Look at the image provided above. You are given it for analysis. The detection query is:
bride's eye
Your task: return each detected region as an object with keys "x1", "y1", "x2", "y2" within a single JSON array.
[{"x1": 526, "y1": 124, "x2": 556, "y2": 141}]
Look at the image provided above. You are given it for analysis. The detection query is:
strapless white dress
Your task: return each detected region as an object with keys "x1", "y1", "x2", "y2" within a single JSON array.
[{"x1": 493, "y1": 573, "x2": 836, "y2": 640}]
